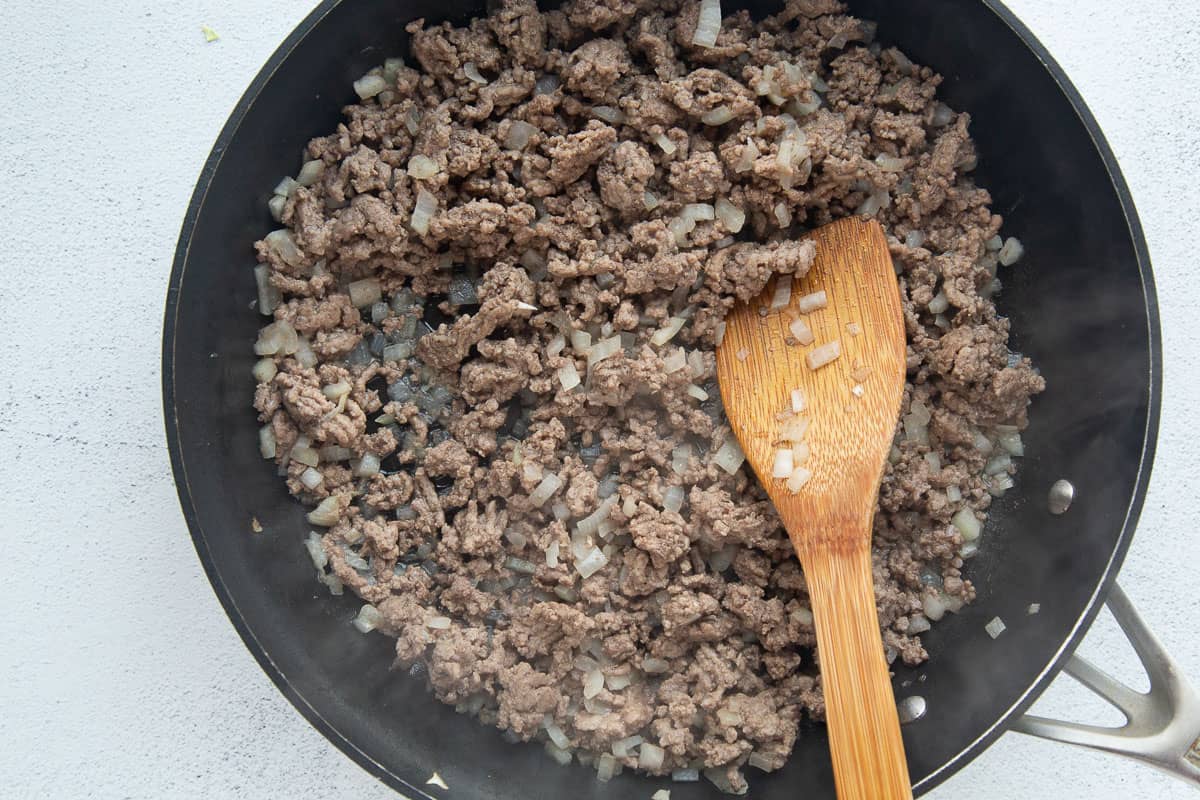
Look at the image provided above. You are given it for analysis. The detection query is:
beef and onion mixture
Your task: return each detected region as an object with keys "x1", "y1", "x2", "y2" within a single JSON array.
[{"x1": 250, "y1": 0, "x2": 1042, "y2": 791}]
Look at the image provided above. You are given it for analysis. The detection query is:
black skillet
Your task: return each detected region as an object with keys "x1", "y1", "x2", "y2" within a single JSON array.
[{"x1": 162, "y1": 0, "x2": 1186, "y2": 796}]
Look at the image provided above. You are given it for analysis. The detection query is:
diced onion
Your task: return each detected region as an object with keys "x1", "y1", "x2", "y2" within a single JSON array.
[
  {"x1": 322, "y1": 381, "x2": 352, "y2": 401},
  {"x1": 998, "y1": 237, "x2": 1025, "y2": 266},
  {"x1": 713, "y1": 438, "x2": 745, "y2": 474},
  {"x1": 299, "y1": 467, "x2": 324, "y2": 490},
  {"x1": 672, "y1": 769, "x2": 700, "y2": 782},
  {"x1": 672, "y1": 443, "x2": 692, "y2": 474},
  {"x1": 546, "y1": 540, "x2": 560, "y2": 568},
  {"x1": 254, "y1": 264, "x2": 282, "y2": 316},
  {"x1": 596, "y1": 754, "x2": 618, "y2": 783},
  {"x1": 463, "y1": 62, "x2": 488, "y2": 85},
  {"x1": 687, "y1": 349, "x2": 705, "y2": 378},
  {"x1": 584, "y1": 668, "x2": 605, "y2": 698},
  {"x1": 544, "y1": 718, "x2": 571, "y2": 750},
  {"x1": 779, "y1": 415, "x2": 809, "y2": 443},
  {"x1": 305, "y1": 531, "x2": 328, "y2": 570},
  {"x1": 425, "y1": 616, "x2": 452, "y2": 629},
  {"x1": 558, "y1": 361, "x2": 581, "y2": 391},
  {"x1": 769, "y1": 279, "x2": 792, "y2": 310},
  {"x1": 268, "y1": 194, "x2": 287, "y2": 222},
  {"x1": 653, "y1": 133, "x2": 677, "y2": 155},
  {"x1": 613, "y1": 735, "x2": 645, "y2": 758},
  {"x1": 908, "y1": 614, "x2": 931, "y2": 634},
  {"x1": 651, "y1": 316, "x2": 687, "y2": 346},
  {"x1": 504, "y1": 556, "x2": 537, "y2": 574},
  {"x1": 663, "y1": 486, "x2": 685, "y2": 513},
  {"x1": 296, "y1": 159, "x2": 324, "y2": 187},
  {"x1": 307, "y1": 495, "x2": 343, "y2": 526},
  {"x1": 353, "y1": 73, "x2": 388, "y2": 99},
  {"x1": 570, "y1": 330, "x2": 592, "y2": 352},
  {"x1": 735, "y1": 138, "x2": 759, "y2": 173},
  {"x1": 252, "y1": 358, "x2": 278, "y2": 383},
  {"x1": 905, "y1": 230, "x2": 926, "y2": 248},
  {"x1": 546, "y1": 333, "x2": 566, "y2": 357},
  {"x1": 352, "y1": 453, "x2": 381, "y2": 477},
  {"x1": 686, "y1": 384, "x2": 709, "y2": 401},
  {"x1": 714, "y1": 321, "x2": 727, "y2": 346},
  {"x1": 505, "y1": 120, "x2": 538, "y2": 150},
  {"x1": 348, "y1": 278, "x2": 381, "y2": 308},
  {"x1": 996, "y1": 429, "x2": 1024, "y2": 456},
  {"x1": 545, "y1": 741, "x2": 573, "y2": 766},
  {"x1": 928, "y1": 291, "x2": 949, "y2": 314},
  {"x1": 952, "y1": 508, "x2": 982, "y2": 541},
  {"x1": 592, "y1": 105, "x2": 625, "y2": 124},
  {"x1": 575, "y1": 547, "x2": 609, "y2": 578},
  {"x1": 652, "y1": 791, "x2": 671, "y2": 800},
  {"x1": 643, "y1": 657, "x2": 670, "y2": 674},
  {"x1": 806, "y1": 340, "x2": 841, "y2": 370},
  {"x1": 946, "y1": 485, "x2": 963, "y2": 503},
  {"x1": 985, "y1": 616, "x2": 1007, "y2": 639},
  {"x1": 786, "y1": 466, "x2": 812, "y2": 492},
  {"x1": 790, "y1": 388, "x2": 806, "y2": 413},
  {"x1": 682, "y1": 203, "x2": 716, "y2": 222},
  {"x1": 985, "y1": 454, "x2": 1013, "y2": 475},
  {"x1": 407, "y1": 154, "x2": 440, "y2": 179},
  {"x1": 792, "y1": 441, "x2": 810, "y2": 465},
  {"x1": 259, "y1": 425, "x2": 277, "y2": 459},
  {"x1": 588, "y1": 335, "x2": 623, "y2": 368},
  {"x1": 353, "y1": 604, "x2": 384, "y2": 633},
  {"x1": 701, "y1": 105, "x2": 734, "y2": 125},
  {"x1": 576, "y1": 496, "x2": 618, "y2": 537},
  {"x1": 1028, "y1": 603, "x2": 1041, "y2": 615},
  {"x1": 410, "y1": 189, "x2": 437, "y2": 235},
  {"x1": 691, "y1": 0, "x2": 723, "y2": 47},
  {"x1": 773, "y1": 201, "x2": 792, "y2": 227},
  {"x1": 663, "y1": 348, "x2": 687, "y2": 373},
  {"x1": 264, "y1": 229, "x2": 303, "y2": 267},
  {"x1": 771, "y1": 449, "x2": 794, "y2": 478},
  {"x1": 715, "y1": 198, "x2": 745, "y2": 233},
  {"x1": 797, "y1": 290, "x2": 828, "y2": 313},
  {"x1": 643, "y1": 191, "x2": 660, "y2": 210},
  {"x1": 290, "y1": 446, "x2": 319, "y2": 468},
  {"x1": 639, "y1": 743, "x2": 666, "y2": 771},
  {"x1": 530, "y1": 473, "x2": 563, "y2": 506}
]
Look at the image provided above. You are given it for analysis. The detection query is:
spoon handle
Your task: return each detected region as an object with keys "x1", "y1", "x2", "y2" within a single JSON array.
[{"x1": 801, "y1": 540, "x2": 913, "y2": 800}]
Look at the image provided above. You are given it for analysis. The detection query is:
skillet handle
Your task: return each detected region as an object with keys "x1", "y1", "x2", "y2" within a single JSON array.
[{"x1": 1012, "y1": 583, "x2": 1200, "y2": 787}]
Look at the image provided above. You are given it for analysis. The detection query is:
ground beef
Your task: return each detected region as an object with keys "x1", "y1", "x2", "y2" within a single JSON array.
[{"x1": 251, "y1": 0, "x2": 1042, "y2": 789}]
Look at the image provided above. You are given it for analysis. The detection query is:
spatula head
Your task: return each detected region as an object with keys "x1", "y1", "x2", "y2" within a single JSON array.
[{"x1": 715, "y1": 217, "x2": 906, "y2": 546}]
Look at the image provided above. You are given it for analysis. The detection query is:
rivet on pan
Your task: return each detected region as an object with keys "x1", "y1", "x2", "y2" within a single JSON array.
[
  {"x1": 897, "y1": 695, "x2": 927, "y2": 724},
  {"x1": 1048, "y1": 479, "x2": 1074, "y2": 515}
]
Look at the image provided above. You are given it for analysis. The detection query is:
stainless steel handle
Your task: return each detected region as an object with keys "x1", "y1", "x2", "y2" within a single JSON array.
[{"x1": 1012, "y1": 582, "x2": 1200, "y2": 786}]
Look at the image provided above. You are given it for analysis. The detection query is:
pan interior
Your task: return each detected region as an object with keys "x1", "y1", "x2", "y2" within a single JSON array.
[{"x1": 163, "y1": 1, "x2": 1157, "y2": 797}]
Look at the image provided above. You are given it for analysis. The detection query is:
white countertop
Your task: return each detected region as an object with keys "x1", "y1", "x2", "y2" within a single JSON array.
[{"x1": 1, "y1": 0, "x2": 1197, "y2": 797}]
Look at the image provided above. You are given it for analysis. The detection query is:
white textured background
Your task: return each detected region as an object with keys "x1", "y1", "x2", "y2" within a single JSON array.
[{"x1": 1, "y1": 1, "x2": 1197, "y2": 797}]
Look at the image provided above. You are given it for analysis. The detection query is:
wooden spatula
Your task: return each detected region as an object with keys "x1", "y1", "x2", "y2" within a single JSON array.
[{"x1": 715, "y1": 217, "x2": 911, "y2": 799}]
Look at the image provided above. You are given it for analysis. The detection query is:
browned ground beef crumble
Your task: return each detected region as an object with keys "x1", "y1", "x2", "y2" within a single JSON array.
[{"x1": 250, "y1": 0, "x2": 1043, "y2": 790}]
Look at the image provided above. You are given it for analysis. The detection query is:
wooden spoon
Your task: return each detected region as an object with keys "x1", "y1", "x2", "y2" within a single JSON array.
[{"x1": 715, "y1": 217, "x2": 911, "y2": 799}]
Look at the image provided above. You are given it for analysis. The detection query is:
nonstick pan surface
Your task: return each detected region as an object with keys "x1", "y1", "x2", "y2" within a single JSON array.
[{"x1": 163, "y1": 1, "x2": 1160, "y2": 796}]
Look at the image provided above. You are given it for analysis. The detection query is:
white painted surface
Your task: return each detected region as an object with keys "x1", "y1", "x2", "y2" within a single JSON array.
[{"x1": 0, "y1": 1, "x2": 1197, "y2": 797}]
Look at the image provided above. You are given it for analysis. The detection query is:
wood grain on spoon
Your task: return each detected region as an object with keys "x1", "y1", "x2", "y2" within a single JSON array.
[{"x1": 716, "y1": 217, "x2": 911, "y2": 799}]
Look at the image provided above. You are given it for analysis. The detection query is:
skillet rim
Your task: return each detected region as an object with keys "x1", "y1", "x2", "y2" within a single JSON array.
[{"x1": 160, "y1": 0, "x2": 1162, "y2": 795}]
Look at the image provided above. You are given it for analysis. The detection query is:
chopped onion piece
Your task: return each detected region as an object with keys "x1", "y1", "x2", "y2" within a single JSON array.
[
  {"x1": 946, "y1": 485, "x2": 963, "y2": 503},
  {"x1": 779, "y1": 414, "x2": 809, "y2": 443},
  {"x1": 551, "y1": 502, "x2": 570, "y2": 522},
  {"x1": 353, "y1": 74, "x2": 388, "y2": 99},
  {"x1": 996, "y1": 429, "x2": 1024, "y2": 456},
  {"x1": 592, "y1": 105, "x2": 625, "y2": 124},
  {"x1": 558, "y1": 361, "x2": 581, "y2": 391},
  {"x1": 352, "y1": 453, "x2": 381, "y2": 477},
  {"x1": 322, "y1": 381, "x2": 352, "y2": 401},
  {"x1": 852, "y1": 383, "x2": 865, "y2": 398},
  {"x1": 682, "y1": 203, "x2": 715, "y2": 222},
  {"x1": 639, "y1": 743, "x2": 666, "y2": 771},
  {"x1": 985, "y1": 616, "x2": 1007, "y2": 639},
  {"x1": 529, "y1": 473, "x2": 563, "y2": 506},
  {"x1": 735, "y1": 348, "x2": 749, "y2": 361},
  {"x1": 928, "y1": 291, "x2": 949, "y2": 314},
  {"x1": 691, "y1": 0, "x2": 722, "y2": 47},
  {"x1": 543, "y1": 719, "x2": 571, "y2": 750},
  {"x1": 643, "y1": 657, "x2": 670, "y2": 674},
  {"x1": 663, "y1": 348, "x2": 687, "y2": 373},
  {"x1": 299, "y1": 467, "x2": 323, "y2": 490},
  {"x1": 504, "y1": 556, "x2": 537, "y2": 574},
  {"x1": 792, "y1": 441, "x2": 810, "y2": 465},
  {"x1": 806, "y1": 340, "x2": 841, "y2": 370},
  {"x1": 735, "y1": 138, "x2": 759, "y2": 173},
  {"x1": 713, "y1": 438, "x2": 745, "y2": 474},
  {"x1": 797, "y1": 290, "x2": 828, "y2": 313},
  {"x1": 786, "y1": 466, "x2": 812, "y2": 492},
  {"x1": 985, "y1": 453, "x2": 1012, "y2": 475},
  {"x1": 652, "y1": 791, "x2": 671, "y2": 800},
  {"x1": 769, "y1": 279, "x2": 792, "y2": 310},
  {"x1": 998, "y1": 237, "x2": 1025, "y2": 266},
  {"x1": 774, "y1": 201, "x2": 792, "y2": 227},
  {"x1": 596, "y1": 753, "x2": 618, "y2": 782},
  {"x1": 686, "y1": 384, "x2": 709, "y2": 401},
  {"x1": 588, "y1": 335, "x2": 623, "y2": 367},
  {"x1": 544, "y1": 741, "x2": 572, "y2": 766},
  {"x1": 305, "y1": 531, "x2": 328, "y2": 570},
  {"x1": 290, "y1": 446, "x2": 319, "y2": 468},
  {"x1": 523, "y1": 460, "x2": 543, "y2": 482},
  {"x1": 715, "y1": 198, "x2": 745, "y2": 233},
  {"x1": 701, "y1": 105, "x2": 734, "y2": 125},
  {"x1": 952, "y1": 507, "x2": 982, "y2": 541},
  {"x1": 353, "y1": 604, "x2": 383, "y2": 633},
  {"x1": 584, "y1": 668, "x2": 605, "y2": 698},
  {"x1": 254, "y1": 264, "x2": 283, "y2": 316},
  {"x1": 306, "y1": 495, "x2": 343, "y2": 526},
  {"x1": 463, "y1": 61, "x2": 488, "y2": 85},
  {"x1": 267, "y1": 194, "x2": 287, "y2": 222},
  {"x1": 296, "y1": 159, "x2": 324, "y2": 187},
  {"x1": 772, "y1": 448, "x2": 794, "y2": 478},
  {"x1": 505, "y1": 120, "x2": 537, "y2": 150},
  {"x1": 612, "y1": 735, "x2": 644, "y2": 758},
  {"x1": 790, "y1": 388, "x2": 806, "y2": 413},
  {"x1": 714, "y1": 320, "x2": 727, "y2": 346},
  {"x1": 575, "y1": 546, "x2": 609, "y2": 578},
  {"x1": 425, "y1": 615, "x2": 452, "y2": 629},
  {"x1": 1028, "y1": 603, "x2": 1041, "y2": 615},
  {"x1": 672, "y1": 769, "x2": 700, "y2": 782},
  {"x1": 905, "y1": 229, "x2": 926, "y2": 248},
  {"x1": 546, "y1": 540, "x2": 560, "y2": 568},
  {"x1": 672, "y1": 443, "x2": 692, "y2": 474},
  {"x1": 576, "y1": 496, "x2": 618, "y2": 537},
  {"x1": 663, "y1": 486, "x2": 685, "y2": 513},
  {"x1": 546, "y1": 333, "x2": 566, "y2": 357},
  {"x1": 259, "y1": 425, "x2": 277, "y2": 459},
  {"x1": 643, "y1": 191, "x2": 660, "y2": 210},
  {"x1": 653, "y1": 133, "x2": 677, "y2": 155},
  {"x1": 651, "y1": 316, "x2": 687, "y2": 346},
  {"x1": 571, "y1": 329, "x2": 593, "y2": 353},
  {"x1": 407, "y1": 154, "x2": 439, "y2": 179},
  {"x1": 252, "y1": 358, "x2": 278, "y2": 384},
  {"x1": 410, "y1": 188, "x2": 437, "y2": 235}
]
